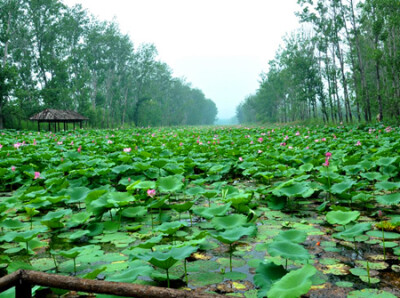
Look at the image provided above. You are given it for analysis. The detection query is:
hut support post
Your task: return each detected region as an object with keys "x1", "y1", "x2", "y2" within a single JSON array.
[{"x1": 48, "y1": 122, "x2": 50, "y2": 132}]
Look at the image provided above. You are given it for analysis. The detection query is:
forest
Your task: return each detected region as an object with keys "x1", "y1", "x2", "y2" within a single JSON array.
[
  {"x1": 0, "y1": 0, "x2": 218, "y2": 129},
  {"x1": 236, "y1": 0, "x2": 400, "y2": 124}
]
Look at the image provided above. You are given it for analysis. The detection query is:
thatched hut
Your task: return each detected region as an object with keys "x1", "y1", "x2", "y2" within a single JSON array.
[{"x1": 30, "y1": 109, "x2": 89, "y2": 132}]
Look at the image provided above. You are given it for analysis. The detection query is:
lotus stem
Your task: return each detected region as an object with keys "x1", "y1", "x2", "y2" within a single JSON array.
[
  {"x1": 166, "y1": 268, "x2": 170, "y2": 288},
  {"x1": 184, "y1": 259, "x2": 188, "y2": 284},
  {"x1": 189, "y1": 211, "x2": 192, "y2": 227},
  {"x1": 229, "y1": 243, "x2": 233, "y2": 272},
  {"x1": 73, "y1": 258, "x2": 77, "y2": 275},
  {"x1": 382, "y1": 225, "x2": 386, "y2": 261},
  {"x1": 367, "y1": 261, "x2": 371, "y2": 287},
  {"x1": 25, "y1": 241, "x2": 29, "y2": 253},
  {"x1": 285, "y1": 258, "x2": 288, "y2": 270}
]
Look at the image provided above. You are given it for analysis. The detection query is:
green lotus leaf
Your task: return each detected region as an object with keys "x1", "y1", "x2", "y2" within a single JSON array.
[
  {"x1": 211, "y1": 225, "x2": 256, "y2": 244},
  {"x1": 376, "y1": 193, "x2": 400, "y2": 205},
  {"x1": 367, "y1": 230, "x2": 400, "y2": 240},
  {"x1": 41, "y1": 209, "x2": 72, "y2": 228},
  {"x1": 0, "y1": 219, "x2": 25, "y2": 229},
  {"x1": 326, "y1": 210, "x2": 360, "y2": 226},
  {"x1": 272, "y1": 182, "x2": 314, "y2": 198},
  {"x1": 53, "y1": 247, "x2": 82, "y2": 259},
  {"x1": 267, "y1": 264, "x2": 317, "y2": 298},
  {"x1": 375, "y1": 181, "x2": 400, "y2": 191},
  {"x1": 333, "y1": 223, "x2": 371, "y2": 240},
  {"x1": 185, "y1": 186, "x2": 206, "y2": 195},
  {"x1": 274, "y1": 229, "x2": 307, "y2": 243},
  {"x1": 330, "y1": 180, "x2": 355, "y2": 195},
  {"x1": 106, "y1": 192, "x2": 135, "y2": 207},
  {"x1": 254, "y1": 262, "x2": 287, "y2": 296},
  {"x1": 121, "y1": 206, "x2": 147, "y2": 218},
  {"x1": 155, "y1": 221, "x2": 187, "y2": 235},
  {"x1": 137, "y1": 245, "x2": 196, "y2": 270},
  {"x1": 192, "y1": 203, "x2": 231, "y2": 219},
  {"x1": 347, "y1": 289, "x2": 397, "y2": 298},
  {"x1": 349, "y1": 267, "x2": 368, "y2": 276},
  {"x1": 137, "y1": 234, "x2": 164, "y2": 249},
  {"x1": 267, "y1": 241, "x2": 310, "y2": 261},
  {"x1": 111, "y1": 164, "x2": 132, "y2": 174},
  {"x1": 170, "y1": 201, "x2": 195, "y2": 213},
  {"x1": 360, "y1": 172, "x2": 383, "y2": 181},
  {"x1": 66, "y1": 186, "x2": 91, "y2": 204},
  {"x1": 106, "y1": 261, "x2": 153, "y2": 282},
  {"x1": 68, "y1": 212, "x2": 91, "y2": 227},
  {"x1": 376, "y1": 157, "x2": 398, "y2": 167},
  {"x1": 0, "y1": 229, "x2": 41, "y2": 243},
  {"x1": 127, "y1": 180, "x2": 156, "y2": 191},
  {"x1": 211, "y1": 214, "x2": 247, "y2": 230},
  {"x1": 157, "y1": 176, "x2": 183, "y2": 193}
]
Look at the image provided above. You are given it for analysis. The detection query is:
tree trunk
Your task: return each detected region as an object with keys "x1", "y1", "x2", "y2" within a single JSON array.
[{"x1": 350, "y1": 0, "x2": 371, "y2": 121}]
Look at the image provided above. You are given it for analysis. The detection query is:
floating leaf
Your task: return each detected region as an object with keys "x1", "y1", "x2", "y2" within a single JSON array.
[{"x1": 347, "y1": 289, "x2": 397, "y2": 297}]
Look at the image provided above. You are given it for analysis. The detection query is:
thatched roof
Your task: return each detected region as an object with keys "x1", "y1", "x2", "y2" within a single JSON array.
[{"x1": 30, "y1": 109, "x2": 89, "y2": 121}]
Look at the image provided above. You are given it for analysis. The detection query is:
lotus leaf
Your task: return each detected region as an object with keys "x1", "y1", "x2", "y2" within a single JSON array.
[
  {"x1": 330, "y1": 180, "x2": 355, "y2": 195},
  {"x1": 333, "y1": 223, "x2": 371, "y2": 240},
  {"x1": 157, "y1": 176, "x2": 183, "y2": 193},
  {"x1": 211, "y1": 214, "x2": 247, "y2": 230},
  {"x1": 367, "y1": 230, "x2": 400, "y2": 240},
  {"x1": 155, "y1": 221, "x2": 188, "y2": 235},
  {"x1": 267, "y1": 241, "x2": 310, "y2": 261},
  {"x1": 192, "y1": 203, "x2": 231, "y2": 219},
  {"x1": 272, "y1": 182, "x2": 314, "y2": 198},
  {"x1": 254, "y1": 262, "x2": 287, "y2": 296},
  {"x1": 326, "y1": 210, "x2": 360, "y2": 226},
  {"x1": 267, "y1": 264, "x2": 317, "y2": 298},
  {"x1": 375, "y1": 181, "x2": 400, "y2": 191},
  {"x1": 121, "y1": 206, "x2": 147, "y2": 218},
  {"x1": 376, "y1": 193, "x2": 400, "y2": 205},
  {"x1": 347, "y1": 289, "x2": 397, "y2": 297},
  {"x1": 211, "y1": 225, "x2": 256, "y2": 244},
  {"x1": 274, "y1": 229, "x2": 307, "y2": 243}
]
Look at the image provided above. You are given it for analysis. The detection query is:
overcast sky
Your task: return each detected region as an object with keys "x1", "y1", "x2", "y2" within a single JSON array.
[{"x1": 63, "y1": 0, "x2": 301, "y2": 119}]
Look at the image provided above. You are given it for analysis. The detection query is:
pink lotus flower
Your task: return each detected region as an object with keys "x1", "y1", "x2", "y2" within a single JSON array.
[
  {"x1": 107, "y1": 140, "x2": 113, "y2": 144},
  {"x1": 128, "y1": 177, "x2": 131, "y2": 183},
  {"x1": 14, "y1": 142, "x2": 22, "y2": 149},
  {"x1": 280, "y1": 142, "x2": 286, "y2": 146},
  {"x1": 77, "y1": 146, "x2": 82, "y2": 153},
  {"x1": 321, "y1": 138, "x2": 326, "y2": 142},
  {"x1": 322, "y1": 158, "x2": 330, "y2": 167},
  {"x1": 258, "y1": 137, "x2": 263, "y2": 143},
  {"x1": 355, "y1": 141, "x2": 361, "y2": 146},
  {"x1": 147, "y1": 189, "x2": 156, "y2": 198},
  {"x1": 57, "y1": 141, "x2": 63, "y2": 145},
  {"x1": 70, "y1": 141, "x2": 74, "y2": 145},
  {"x1": 34, "y1": 171, "x2": 41, "y2": 179},
  {"x1": 326, "y1": 152, "x2": 332, "y2": 158},
  {"x1": 239, "y1": 157, "x2": 243, "y2": 162},
  {"x1": 11, "y1": 166, "x2": 16, "y2": 171},
  {"x1": 0, "y1": 144, "x2": 2, "y2": 149},
  {"x1": 295, "y1": 131, "x2": 300, "y2": 136},
  {"x1": 123, "y1": 147, "x2": 131, "y2": 153},
  {"x1": 258, "y1": 150, "x2": 263, "y2": 154}
]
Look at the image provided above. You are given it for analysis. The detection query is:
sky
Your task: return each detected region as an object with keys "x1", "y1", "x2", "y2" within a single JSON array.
[{"x1": 63, "y1": 0, "x2": 301, "y2": 119}]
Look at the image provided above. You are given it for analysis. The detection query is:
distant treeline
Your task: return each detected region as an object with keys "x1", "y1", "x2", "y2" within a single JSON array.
[
  {"x1": 0, "y1": 0, "x2": 218, "y2": 129},
  {"x1": 237, "y1": 0, "x2": 400, "y2": 124}
]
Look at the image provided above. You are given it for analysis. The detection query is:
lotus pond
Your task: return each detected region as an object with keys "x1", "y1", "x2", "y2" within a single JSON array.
[{"x1": 0, "y1": 124, "x2": 400, "y2": 298}]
